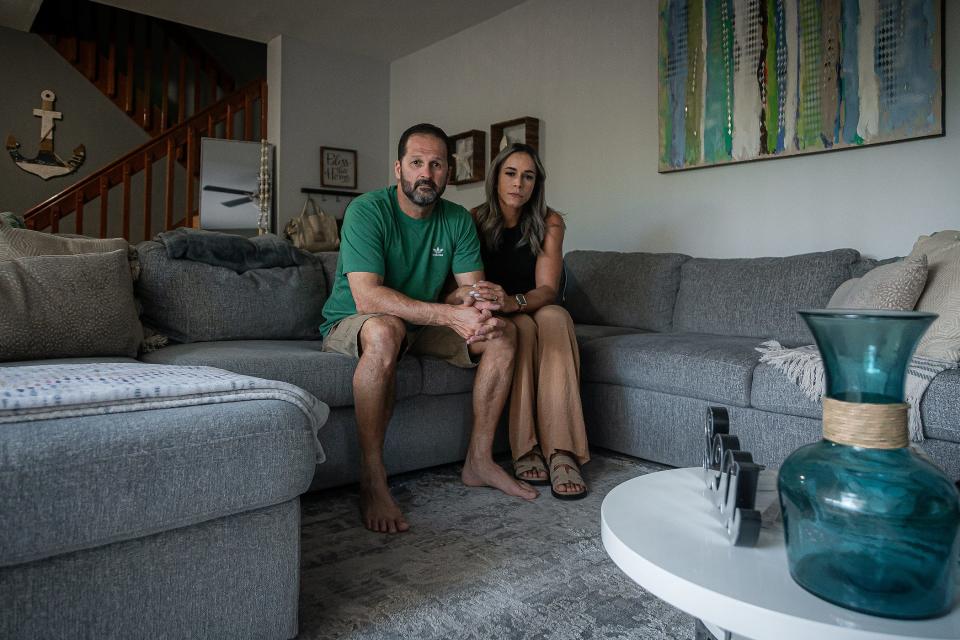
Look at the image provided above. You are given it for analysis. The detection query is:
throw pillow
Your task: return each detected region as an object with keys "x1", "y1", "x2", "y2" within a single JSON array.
[
  {"x1": 0, "y1": 225, "x2": 129, "y2": 262},
  {"x1": 0, "y1": 250, "x2": 143, "y2": 362},
  {"x1": 910, "y1": 231, "x2": 960, "y2": 362},
  {"x1": 135, "y1": 241, "x2": 328, "y2": 343},
  {"x1": 0, "y1": 212, "x2": 26, "y2": 229},
  {"x1": 827, "y1": 255, "x2": 928, "y2": 310}
]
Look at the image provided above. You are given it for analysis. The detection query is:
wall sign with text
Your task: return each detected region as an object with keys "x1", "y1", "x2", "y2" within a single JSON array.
[{"x1": 320, "y1": 147, "x2": 357, "y2": 189}]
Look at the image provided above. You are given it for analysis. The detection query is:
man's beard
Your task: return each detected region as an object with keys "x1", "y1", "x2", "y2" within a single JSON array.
[{"x1": 401, "y1": 174, "x2": 445, "y2": 206}]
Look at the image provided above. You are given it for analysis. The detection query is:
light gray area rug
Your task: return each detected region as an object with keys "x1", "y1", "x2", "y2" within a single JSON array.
[{"x1": 298, "y1": 451, "x2": 695, "y2": 639}]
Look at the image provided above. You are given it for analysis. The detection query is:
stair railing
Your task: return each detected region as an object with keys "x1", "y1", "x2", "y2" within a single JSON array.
[{"x1": 22, "y1": 80, "x2": 267, "y2": 241}]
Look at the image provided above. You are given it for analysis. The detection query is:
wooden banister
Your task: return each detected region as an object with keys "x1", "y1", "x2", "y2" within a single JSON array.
[{"x1": 23, "y1": 80, "x2": 267, "y2": 239}]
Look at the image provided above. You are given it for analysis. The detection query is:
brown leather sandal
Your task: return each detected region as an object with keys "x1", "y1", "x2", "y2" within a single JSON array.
[
  {"x1": 549, "y1": 451, "x2": 588, "y2": 500},
  {"x1": 513, "y1": 445, "x2": 550, "y2": 486}
]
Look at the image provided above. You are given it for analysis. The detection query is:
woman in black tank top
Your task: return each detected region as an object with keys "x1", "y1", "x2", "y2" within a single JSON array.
[{"x1": 467, "y1": 143, "x2": 589, "y2": 500}]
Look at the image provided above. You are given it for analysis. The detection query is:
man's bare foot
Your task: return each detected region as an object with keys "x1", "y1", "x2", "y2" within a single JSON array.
[
  {"x1": 360, "y1": 468, "x2": 410, "y2": 534},
  {"x1": 462, "y1": 455, "x2": 539, "y2": 500}
]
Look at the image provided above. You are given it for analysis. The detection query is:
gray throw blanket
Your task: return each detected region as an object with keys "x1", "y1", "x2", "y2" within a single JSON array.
[
  {"x1": 157, "y1": 227, "x2": 315, "y2": 273},
  {"x1": 756, "y1": 340, "x2": 957, "y2": 443}
]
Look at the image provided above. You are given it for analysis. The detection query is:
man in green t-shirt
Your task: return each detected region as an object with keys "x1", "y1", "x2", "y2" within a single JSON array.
[{"x1": 321, "y1": 123, "x2": 538, "y2": 533}]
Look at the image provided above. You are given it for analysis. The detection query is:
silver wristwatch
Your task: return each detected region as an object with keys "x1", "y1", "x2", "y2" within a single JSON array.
[{"x1": 514, "y1": 294, "x2": 528, "y2": 311}]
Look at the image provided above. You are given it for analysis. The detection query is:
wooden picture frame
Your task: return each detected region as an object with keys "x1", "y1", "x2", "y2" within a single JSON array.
[
  {"x1": 489, "y1": 117, "x2": 540, "y2": 161},
  {"x1": 447, "y1": 130, "x2": 485, "y2": 185},
  {"x1": 320, "y1": 147, "x2": 357, "y2": 189}
]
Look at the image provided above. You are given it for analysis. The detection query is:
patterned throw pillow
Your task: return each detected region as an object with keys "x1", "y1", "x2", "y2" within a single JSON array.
[
  {"x1": 910, "y1": 231, "x2": 960, "y2": 362},
  {"x1": 0, "y1": 250, "x2": 143, "y2": 362},
  {"x1": 827, "y1": 255, "x2": 928, "y2": 310},
  {"x1": 0, "y1": 212, "x2": 26, "y2": 229}
]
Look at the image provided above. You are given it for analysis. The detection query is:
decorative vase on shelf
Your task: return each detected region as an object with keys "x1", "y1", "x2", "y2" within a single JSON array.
[{"x1": 777, "y1": 309, "x2": 960, "y2": 620}]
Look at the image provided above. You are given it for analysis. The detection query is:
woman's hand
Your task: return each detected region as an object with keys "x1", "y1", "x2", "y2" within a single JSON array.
[{"x1": 471, "y1": 281, "x2": 524, "y2": 313}]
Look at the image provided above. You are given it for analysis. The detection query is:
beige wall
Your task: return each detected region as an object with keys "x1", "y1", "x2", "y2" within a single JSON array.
[{"x1": 390, "y1": 0, "x2": 959, "y2": 259}]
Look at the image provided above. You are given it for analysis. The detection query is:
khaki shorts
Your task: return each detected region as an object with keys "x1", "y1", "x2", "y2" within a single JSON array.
[{"x1": 322, "y1": 313, "x2": 476, "y2": 368}]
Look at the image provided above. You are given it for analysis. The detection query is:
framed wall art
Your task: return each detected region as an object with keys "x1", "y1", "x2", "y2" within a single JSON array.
[
  {"x1": 658, "y1": 0, "x2": 943, "y2": 172},
  {"x1": 490, "y1": 117, "x2": 540, "y2": 161},
  {"x1": 448, "y1": 130, "x2": 485, "y2": 185},
  {"x1": 320, "y1": 146, "x2": 357, "y2": 189}
]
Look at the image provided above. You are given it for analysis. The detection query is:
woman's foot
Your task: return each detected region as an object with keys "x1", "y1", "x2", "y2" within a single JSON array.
[
  {"x1": 549, "y1": 450, "x2": 588, "y2": 500},
  {"x1": 513, "y1": 445, "x2": 550, "y2": 486}
]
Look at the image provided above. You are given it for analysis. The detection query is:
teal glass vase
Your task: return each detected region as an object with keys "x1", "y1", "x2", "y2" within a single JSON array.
[{"x1": 777, "y1": 309, "x2": 960, "y2": 619}]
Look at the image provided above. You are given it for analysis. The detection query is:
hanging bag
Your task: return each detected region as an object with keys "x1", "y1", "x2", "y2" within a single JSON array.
[{"x1": 284, "y1": 196, "x2": 340, "y2": 252}]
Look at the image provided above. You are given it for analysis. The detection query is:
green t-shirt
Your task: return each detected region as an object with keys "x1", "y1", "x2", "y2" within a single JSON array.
[{"x1": 319, "y1": 186, "x2": 483, "y2": 336}]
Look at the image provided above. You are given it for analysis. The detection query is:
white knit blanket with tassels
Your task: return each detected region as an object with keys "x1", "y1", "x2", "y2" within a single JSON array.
[{"x1": 755, "y1": 340, "x2": 956, "y2": 443}]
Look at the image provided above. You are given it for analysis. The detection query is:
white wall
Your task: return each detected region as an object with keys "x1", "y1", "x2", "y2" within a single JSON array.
[
  {"x1": 390, "y1": 0, "x2": 959, "y2": 259},
  {"x1": 268, "y1": 34, "x2": 390, "y2": 232}
]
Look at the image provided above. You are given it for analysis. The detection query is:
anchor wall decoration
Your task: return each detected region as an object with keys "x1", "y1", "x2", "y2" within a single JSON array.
[{"x1": 6, "y1": 89, "x2": 85, "y2": 180}]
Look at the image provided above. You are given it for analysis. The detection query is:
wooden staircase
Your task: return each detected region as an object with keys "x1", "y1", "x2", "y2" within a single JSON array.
[
  {"x1": 23, "y1": 79, "x2": 267, "y2": 240},
  {"x1": 22, "y1": 0, "x2": 268, "y2": 241},
  {"x1": 33, "y1": 0, "x2": 237, "y2": 136}
]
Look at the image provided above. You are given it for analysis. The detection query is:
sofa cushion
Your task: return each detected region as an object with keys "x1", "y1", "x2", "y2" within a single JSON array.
[
  {"x1": 0, "y1": 251, "x2": 143, "y2": 362},
  {"x1": 672, "y1": 249, "x2": 860, "y2": 345},
  {"x1": 418, "y1": 356, "x2": 475, "y2": 395},
  {"x1": 751, "y1": 365, "x2": 960, "y2": 444},
  {"x1": 0, "y1": 225, "x2": 128, "y2": 261},
  {"x1": 316, "y1": 251, "x2": 339, "y2": 294},
  {"x1": 579, "y1": 333, "x2": 763, "y2": 407},
  {"x1": 0, "y1": 398, "x2": 317, "y2": 566},
  {"x1": 750, "y1": 363, "x2": 822, "y2": 419},
  {"x1": 920, "y1": 369, "x2": 960, "y2": 443},
  {"x1": 563, "y1": 251, "x2": 690, "y2": 331},
  {"x1": 136, "y1": 241, "x2": 327, "y2": 343},
  {"x1": 574, "y1": 324, "x2": 647, "y2": 344},
  {"x1": 140, "y1": 340, "x2": 422, "y2": 408},
  {"x1": 827, "y1": 255, "x2": 928, "y2": 310},
  {"x1": 910, "y1": 231, "x2": 960, "y2": 361}
]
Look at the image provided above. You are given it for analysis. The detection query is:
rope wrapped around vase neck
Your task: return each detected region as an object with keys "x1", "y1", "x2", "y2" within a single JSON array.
[{"x1": 822, "y1": 397, "x2": 909, "y2": 449}]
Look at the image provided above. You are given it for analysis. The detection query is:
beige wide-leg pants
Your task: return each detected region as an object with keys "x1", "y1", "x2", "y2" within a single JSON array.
[{"x1": 508, "y1": 305, "x2": 590, "y2": 465}]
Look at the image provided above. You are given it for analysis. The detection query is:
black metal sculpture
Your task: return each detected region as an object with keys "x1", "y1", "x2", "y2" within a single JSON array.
[{"x1": 703, "y1": 407, "x2": 763, "y2": 547}]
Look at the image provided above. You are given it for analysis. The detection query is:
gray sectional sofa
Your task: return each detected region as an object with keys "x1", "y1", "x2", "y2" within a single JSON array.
[
  {"x1": 563, "y1": 249, "x2": 960, "y2": 479},
  {"x1": 2, "y1": 239, "x2": 957, "y2": 639}
]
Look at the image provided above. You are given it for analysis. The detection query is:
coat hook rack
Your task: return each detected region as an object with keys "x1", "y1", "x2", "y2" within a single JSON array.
[{"x1": 301, "y1": 187, "x2": 361, "y2": 204}]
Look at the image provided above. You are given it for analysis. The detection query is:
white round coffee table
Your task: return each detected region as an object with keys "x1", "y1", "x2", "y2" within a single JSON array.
[{"x1": 601, "y1": 467, "x2": 960, "y2": 640}]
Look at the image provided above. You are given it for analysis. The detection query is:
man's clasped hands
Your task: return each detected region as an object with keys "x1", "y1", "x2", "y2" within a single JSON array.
[{"x1": 448, "y1": 280, "x2": 511, "y2": 345}]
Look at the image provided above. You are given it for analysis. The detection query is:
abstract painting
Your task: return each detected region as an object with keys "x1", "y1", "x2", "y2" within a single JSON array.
[{"x1": 658, "y1": 0, "x2": 943, "y2": 171}]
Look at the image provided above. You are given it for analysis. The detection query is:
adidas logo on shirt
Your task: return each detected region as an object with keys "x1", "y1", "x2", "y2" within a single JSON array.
[{"x1": 431, "y1": 246, "x2": 445, "y2": 257}]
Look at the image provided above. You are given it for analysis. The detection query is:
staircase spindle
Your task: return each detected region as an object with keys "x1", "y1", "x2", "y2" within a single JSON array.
[
  {"x1": 177, "y1": 53, "x2": 187, "y2": 124},
  {"x1": 185, "y1": 126, "x2": 196, "y2": 228},
  {"x1": 164, "y1": 137, "x2": 175, "y2": 229},
  {"x1": 50, "y1": 206, "x2": 60, "y2": 234},
  {"x1": 143, "y1": 151, "x2": 153, "y2": 241},
  {"x1": 244, "y1": 93, "x2": 253, "y2": 140},
  {"x1": 99, "y1": 175, "x2": 109, "y2": 238},
  {"x1": 122, "y1": 163, "x2": 131, "y2": 239},
  {"x1": 142, "y1": 43, "x2": 152, "y2": 131},
  {"x1": 224, "y1": 104, "x2": 233, "y2": 140},
  {"x1": 75, "y1": 191, "x2": 84, "y2": 235},
  {"x1": 161, "y1": 38, "x2": 170, "y2": 132},
  {"x1": 124, "y1": 42, "x2": 134, "y2": 113},
  {"x1": 193, "y1": 56, "x2": 201, "y2": 115},
  {"x1": 260, "y1": 82, "x2": 268, "y2": 139},
  {"x1": 80, "y1": 40, "x2": 96, "y2": 80},
  {"x1": 209, "y1": 63, "x2": 218, "y2": 105}
]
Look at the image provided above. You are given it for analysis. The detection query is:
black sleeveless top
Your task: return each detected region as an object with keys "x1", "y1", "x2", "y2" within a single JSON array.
[{"x1": 481, "y1": 225, "x2": 537, "y2": 295}]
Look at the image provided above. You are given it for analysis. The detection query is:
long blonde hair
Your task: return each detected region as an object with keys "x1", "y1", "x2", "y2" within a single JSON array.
[{"x1": 475, "y1": 143, "x2": 549, "y2": 255}]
